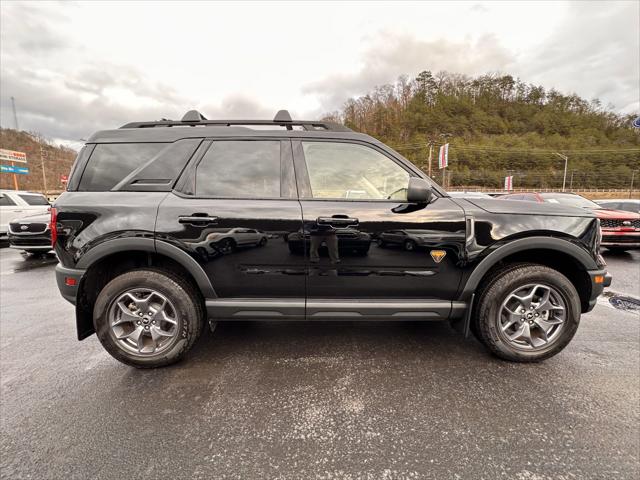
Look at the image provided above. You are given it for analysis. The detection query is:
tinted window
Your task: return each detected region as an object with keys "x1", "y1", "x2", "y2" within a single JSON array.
[
  {"x1": 196, "y1": 141, "x2": 280, "y2": 197},
  {"x1": 302, "y1": 142, "x2": 409, "y2": 200},
  {"x1": 18, "y1": 194, "x2": 49, "y2": 205},
  {"x1": 0, "y1": 194, "x2": 16, "y2": 206},
  {"x1": 79, "y1": 143, "x2": 166, "y2": 191}
]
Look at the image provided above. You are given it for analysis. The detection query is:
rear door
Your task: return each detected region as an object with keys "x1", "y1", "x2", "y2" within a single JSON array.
[
  {"x1": 292, "y1": 139, "x2": 466, "y2": 316},
  {"x1": 155, "y1": 138, "x2": 305, "y2": 319}
]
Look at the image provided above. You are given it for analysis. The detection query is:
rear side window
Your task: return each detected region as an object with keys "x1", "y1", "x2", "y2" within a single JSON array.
[
  {"x1": 195, "y1": 141, "x2": 281, "y2": 197},
  {"x1": 0, "y1": 194, "x2": 16, "y2": 206},
  {"x1": 18, "y1": 194, "x2": 49, "y2": 205},
  {"x1": 78, "y1": 143, "x2": 166, "y2": 191}
]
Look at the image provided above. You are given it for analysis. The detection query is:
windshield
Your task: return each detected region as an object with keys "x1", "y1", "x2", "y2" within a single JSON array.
[{"x1": 541, "y1": 194, "x2": 600, "y2": 209}]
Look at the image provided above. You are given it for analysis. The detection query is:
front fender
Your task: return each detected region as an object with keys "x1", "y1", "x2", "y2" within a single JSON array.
[{"x1": 459, "y1": 236, "x2": 598, "y2": 302}]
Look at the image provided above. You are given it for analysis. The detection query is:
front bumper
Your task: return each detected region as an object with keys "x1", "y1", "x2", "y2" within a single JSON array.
[
  {"x1": 8, "y1": 232, "x2": 52, "y2": 250},
  {"x1": 55, "y1": 263, "x2": 85, "y2": 305},
  {"x1": 601, "y1": 230, "x2": 640, "y2": 249},
  {"x1": 585, "y1": 269, "x2": 612, "y2": 312}
]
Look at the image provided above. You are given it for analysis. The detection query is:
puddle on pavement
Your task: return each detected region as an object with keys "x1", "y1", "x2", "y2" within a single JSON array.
[
  {"x1": 603, "y1": 291, "x2": 640, "y2": 312},
  {"x1": 9, "y1": 253, "x2": 58, "y2": 273}
]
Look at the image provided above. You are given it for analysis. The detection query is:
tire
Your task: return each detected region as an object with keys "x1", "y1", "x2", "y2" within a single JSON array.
[
  {"x1": 258, "y1": 237, "x2": 267, "y2": 246},
  {"x1": 473, "y1": 264, "x2": 581, "y2": 362},
  {"x1": 377, "y1": 239, "x2": 386, "y2": 248},
  {"x1": 404, "y1": 240, "x2": 417, "y2": 251},
  {"x1": 218, "y1": 238, "x2": 236, "y2": 254},
  {"x1": 93, "y1": 269, "x2": 204, "y2": 368}
]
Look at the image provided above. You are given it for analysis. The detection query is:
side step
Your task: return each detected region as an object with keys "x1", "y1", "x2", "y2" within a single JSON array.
[{"x1": 205, "y1": 298, "x2": 467, "y2": 321}]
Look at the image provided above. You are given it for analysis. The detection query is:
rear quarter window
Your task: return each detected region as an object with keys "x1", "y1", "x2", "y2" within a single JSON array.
[
  {"x1": 79, "y1": 143, "x2": 166, "y2": 191},
  {"x1": 17, "y1": 194, "x2": 49, "y2": 206},
  {"x1": 77, "y1": 140, "x2": 202, "y2": 192}
]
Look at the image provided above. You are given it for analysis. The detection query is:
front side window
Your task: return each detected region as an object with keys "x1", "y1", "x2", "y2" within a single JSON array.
[
  {"x1": 196, "y1": 141, "x2": 280, "y2": 197},
  {"x1": 301, "y1": 142, "x2": 410, "y2": 200}
]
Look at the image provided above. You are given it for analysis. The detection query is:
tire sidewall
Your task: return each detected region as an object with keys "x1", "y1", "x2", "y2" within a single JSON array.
[
  {"x1": 93, "y1": 270, "x2": 200, "y2": 368},
  {"x1": 478, "y1": 266, "x2": 581, "y2": 362}
]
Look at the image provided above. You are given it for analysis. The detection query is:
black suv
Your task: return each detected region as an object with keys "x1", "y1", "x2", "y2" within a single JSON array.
[{"x1": 53, "y1": 110, "x2": 611, "y2": 368}]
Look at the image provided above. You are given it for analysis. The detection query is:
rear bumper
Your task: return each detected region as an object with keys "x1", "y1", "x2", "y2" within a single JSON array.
[
  {"x1": 585, "y1": 269, "x2": 612, "y2": 312},
  {"x1": 55, "y1": 263, "x2": 85, "y2": 305}
]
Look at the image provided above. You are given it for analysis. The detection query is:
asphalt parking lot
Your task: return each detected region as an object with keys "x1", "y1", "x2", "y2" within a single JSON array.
[{"x1": 0, "y1": 248, "x2": 638, "y2": 480}]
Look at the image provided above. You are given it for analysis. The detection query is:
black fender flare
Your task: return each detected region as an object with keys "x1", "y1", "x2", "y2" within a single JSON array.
[
  {"x1": 459, "y1": 236, "x2": 597, "y2": 302},
  {"x1": 76, "y1": 237, "x2": 216, "y2": 298}
]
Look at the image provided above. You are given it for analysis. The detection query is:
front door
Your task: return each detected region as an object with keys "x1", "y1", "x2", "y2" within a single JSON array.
[
  {"x1": 292, "y1": 140, "x2": 466, "y2": 313},
  {"x1": 156, "y1": 138, "x2": 305, "y2": 319}
]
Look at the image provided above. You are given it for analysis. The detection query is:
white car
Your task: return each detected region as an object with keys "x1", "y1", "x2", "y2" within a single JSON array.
[{"x1": 0, "y1": 190, "x2": 50, "y2": 240}]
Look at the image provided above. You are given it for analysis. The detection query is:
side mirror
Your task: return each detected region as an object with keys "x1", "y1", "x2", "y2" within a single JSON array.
[{"x1": 407, "y1": 177, "x2": 433, "y2": 204}]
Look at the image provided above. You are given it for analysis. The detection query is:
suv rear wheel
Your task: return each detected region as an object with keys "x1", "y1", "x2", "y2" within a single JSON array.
[
  {"x1": 473, "y1": 264, "x2": 581, "y2": 362},
  {"x1": 93, "y1": 269, "x2": 204, "y2": 368}
]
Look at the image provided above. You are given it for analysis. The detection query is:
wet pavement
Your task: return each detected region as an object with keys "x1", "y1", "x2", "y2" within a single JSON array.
[{"x1": 0, "y1": 247, "x2": 638, "y2": 479}]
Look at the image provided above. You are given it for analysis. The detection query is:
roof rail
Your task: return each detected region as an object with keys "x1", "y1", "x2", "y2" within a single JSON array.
[{"x1": 120, "y1": 109, "x2": 352, "y2": 132}]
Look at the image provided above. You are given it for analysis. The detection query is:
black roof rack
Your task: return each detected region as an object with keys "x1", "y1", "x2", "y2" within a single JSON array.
[{"x1": 120, "y1": 109, "x2": 352, "y2": 132}]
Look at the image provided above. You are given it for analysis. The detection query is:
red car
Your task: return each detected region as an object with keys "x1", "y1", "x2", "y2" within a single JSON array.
[{"x1": 501, "y1": 192, "x2": 640, "y2": 252}]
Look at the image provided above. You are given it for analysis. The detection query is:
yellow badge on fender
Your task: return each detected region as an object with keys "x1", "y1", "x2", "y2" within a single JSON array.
[{"x1": 430, "y1": 250, "x2": 446, "y2": 263}]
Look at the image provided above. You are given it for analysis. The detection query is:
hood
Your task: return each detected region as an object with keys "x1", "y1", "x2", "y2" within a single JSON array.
[
  {"x1": 590, "y1": 208, "x2": 640, "y2": 220},
  {"x1": 10, "y1": 212, "x2": 51, "y2": 223},
  {"x1": 458, "y1": 198, "x2": 594, "y2": 217}
]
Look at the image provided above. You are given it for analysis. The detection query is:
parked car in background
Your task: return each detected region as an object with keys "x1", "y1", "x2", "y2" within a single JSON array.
[
  {"x1": 594, "y1": 199, "x2": 639, "y2": 213},
  {"x1": 502, "y1": 192, "x2": 640, "y2": 252},
  {"x1": 0, "y1": 190, "x2": 50, "y2": 241},
  {"x1": 447, "y1": 191, "x2": 493, "y2": 199},
  {"x1": 8, "y1": 213, "x2": 52, "y2": 254}
]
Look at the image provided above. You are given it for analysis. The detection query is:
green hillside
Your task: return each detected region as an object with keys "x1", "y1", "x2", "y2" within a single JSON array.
[{"x1": 324, "y1": 71, "x2": 639, "y2": 190}]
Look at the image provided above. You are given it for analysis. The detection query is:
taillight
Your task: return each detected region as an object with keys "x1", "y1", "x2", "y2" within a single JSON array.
[{"x1": 50, "y1": 207, "x2": 57, "y2": 246}]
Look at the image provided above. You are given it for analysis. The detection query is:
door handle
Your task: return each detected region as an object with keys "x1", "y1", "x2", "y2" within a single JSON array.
[
  {"x1": 178, "y1": 215, "x2": 218, "y2": 226},
  {"x1": 316, "y1": 216, "x2": 359, "y2": 227}
]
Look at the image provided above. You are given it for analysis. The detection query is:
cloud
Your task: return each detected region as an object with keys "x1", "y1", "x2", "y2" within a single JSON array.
[
  {"x1": 303, "y1": 33, "x2": 515, "y2": 111},
  {"x1": 520, "y1": 1, "x2": 639, "y2": 113}
]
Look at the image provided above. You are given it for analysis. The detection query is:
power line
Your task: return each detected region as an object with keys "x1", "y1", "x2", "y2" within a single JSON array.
[{"x1": 393, "y1": 144, "x2": 640, "y2": 155}]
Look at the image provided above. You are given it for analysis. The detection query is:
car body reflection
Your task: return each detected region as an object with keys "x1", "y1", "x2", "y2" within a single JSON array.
[
  {"x1": 377, "y1": 229, "x2": 447, "y2": 251},
  {"x1": 288, "y1": 227, "x2": 371, "y2": 260},
  {"x1": 188, "y1": 227, "x2": 268, "y2": 260}
]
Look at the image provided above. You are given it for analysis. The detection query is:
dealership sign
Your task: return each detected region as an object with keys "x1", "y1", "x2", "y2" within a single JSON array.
[
  {"x1": 1, "y1": 165, "x2": 29, "y2": 175},
  {"x1": 0, "y1": 149, "x2": 27, "y2": 163}
]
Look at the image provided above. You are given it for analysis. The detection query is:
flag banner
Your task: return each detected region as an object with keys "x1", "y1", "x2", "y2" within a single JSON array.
[
  {"x1": 504, "y1": 175, "x2": 513, "y2": 191},
  {"x1": 438, "y1": 143, "x2": 449, "y2": 169}
]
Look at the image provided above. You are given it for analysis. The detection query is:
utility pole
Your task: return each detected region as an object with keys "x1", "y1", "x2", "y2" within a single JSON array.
[
  {"x1": 427, "y1": 141, "x2": 433, "y2": 178},
  {"x1": 631, "y1": 170, "x2": 637, "y2": 199},
  {"x1": 11, "y1": 97, "x2": 19, "y2": 130},
  {"x1": 40, "y1": 145, "x2": 49, "y2": 195},
  {"x1": 554, "y1": 152, "x2": 568, "y2": 192}
]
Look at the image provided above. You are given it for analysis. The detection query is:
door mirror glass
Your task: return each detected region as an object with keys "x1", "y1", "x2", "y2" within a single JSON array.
[{"x1": 407, "y1": 177, "x2": 433, "y2": 204}]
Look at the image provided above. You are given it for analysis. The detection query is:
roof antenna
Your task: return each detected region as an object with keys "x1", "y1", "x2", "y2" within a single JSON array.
[{"x1": 182, "y1": 110, "x2": 208, "y2": 122}]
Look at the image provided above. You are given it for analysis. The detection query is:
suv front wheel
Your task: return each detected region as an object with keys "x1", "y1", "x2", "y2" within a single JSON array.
[
  {"x1": 93, "y1": 269, "x2": 204, "y2": 368},
  {"x1": 473, "y1": 264, "x2": 581, "y2": 362}
]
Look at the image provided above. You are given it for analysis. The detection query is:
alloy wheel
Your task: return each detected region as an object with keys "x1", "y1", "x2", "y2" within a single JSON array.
[
  {"x1": 497, "y1": 283, "x2": 566, "y2": 350},
  {"x1": 108, "y1": 288, "x2": 180, "y2": 356}
]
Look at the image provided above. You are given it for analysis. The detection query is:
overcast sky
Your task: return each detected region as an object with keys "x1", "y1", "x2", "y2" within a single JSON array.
[{"x1": 1, "y1": 0, "x2": 638, "y2": 148}]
